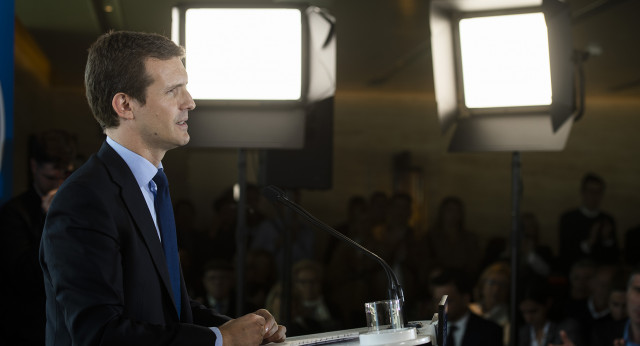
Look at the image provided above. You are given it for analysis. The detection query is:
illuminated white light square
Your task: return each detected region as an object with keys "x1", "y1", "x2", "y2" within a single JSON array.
[
  {"x1": 184, "y1": 8, "x2": 302, "y2": 100},
  {"x1": 459, "y1": 13, "x2": 552, "y2": 108}
]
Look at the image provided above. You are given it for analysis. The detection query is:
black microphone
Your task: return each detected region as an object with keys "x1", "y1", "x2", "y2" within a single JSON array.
[{"x1": 262, "y1": 185, "x2": 405, "y2": 306}]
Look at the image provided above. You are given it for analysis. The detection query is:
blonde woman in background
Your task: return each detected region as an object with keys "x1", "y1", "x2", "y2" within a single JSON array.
[{"x1": 469, "y1": 261, "x2": 511, "y2": 346}]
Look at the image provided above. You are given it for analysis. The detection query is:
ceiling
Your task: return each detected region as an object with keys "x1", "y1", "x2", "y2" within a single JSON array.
[{"x1": 14, "y1": 0, "x2": 640, "y2": 98}]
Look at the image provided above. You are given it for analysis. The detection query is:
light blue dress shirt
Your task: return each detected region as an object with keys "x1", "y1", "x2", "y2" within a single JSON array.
[{"x1": 106, "y1": 137, "x2": 223, "y2": 345}]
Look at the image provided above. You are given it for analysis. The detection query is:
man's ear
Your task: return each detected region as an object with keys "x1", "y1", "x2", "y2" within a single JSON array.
[{"x1": 111, "y1": 92, "x2": 134, "y2": 120}]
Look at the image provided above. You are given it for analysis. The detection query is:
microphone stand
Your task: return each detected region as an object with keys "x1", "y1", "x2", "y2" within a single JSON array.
[{"x1": 262, "y1": 185, "x2": 405, "y2": 307}]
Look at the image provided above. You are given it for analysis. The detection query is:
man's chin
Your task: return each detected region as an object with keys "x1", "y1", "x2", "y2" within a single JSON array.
[{"x1": 179, "y1": 134, "x2": 190, "y2": 147}]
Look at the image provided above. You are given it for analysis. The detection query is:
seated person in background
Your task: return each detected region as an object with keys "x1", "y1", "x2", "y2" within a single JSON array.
[
  {"x1": 519, "y1": 212, "x2": 557, "y2": 280},
  {"x1": 430, "y1": 269, "x2": 503, "y2": 346},
  {"x1": 558, "y1": 172, "x2": 619, "y2": 274},
  {"x1": 469, "y1": 261, "x2": 511, "y2": 346},
  {"x1": 244, "y1": 249, "x2": 278, "y2": 310},
  {"x1": 611, "y1": 268, "x2": 640, "y2": 345},
  {"x1": 517, "y1": 281, "x2": 582, "y2": 346},
  {"x1": 290, "y1": 260, "x2": 341, "y2": 336},
  {"x1": 323, "y1": 195, "x2": 368, "y2": 266},
  {"x1": 198, "y1": 259, "x2": 258, "y2": 318},
  {"x1": 590, "y1": 267, "x2": 630, "y2": 346},
  {"x1": 426, "y1": 196, "x2": 482, "y2": 281},
  {"x1": 369, "y1": 192, "x2": 421, "y2": 304},
  {"x1": 565, "y1": 262, "x2": 618, "y2": 338},
  {"x1": 562, "y1": 259, "x2": 597, "y2": 310},
  {"x1": 0, "y1": 129, "x2": 76, "y2": 345},
  {"x1": 250, "y1": 189, "x2": 315, "y2": 277}
]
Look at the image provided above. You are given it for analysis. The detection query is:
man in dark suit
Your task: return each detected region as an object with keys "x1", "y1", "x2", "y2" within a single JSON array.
[
  {"x1": 39, "y1": 31, "x2": 286, "y2": 346},
  {"x1": 430, "y1": 270, "x2": 503, "y2": 346},
  {"x1": 557, "y1": 172, "x2": 619, "y2": 273}
]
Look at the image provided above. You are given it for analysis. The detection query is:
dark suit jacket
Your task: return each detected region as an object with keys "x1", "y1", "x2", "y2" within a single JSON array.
[
  {"x1": 460, "y1": 312, "x2": 503, "y2": 346},
  {"x1": 0, "y1": 187, "x2": 47, "y2": 345},
  {"x1": 39, "y1": 142, "x2": 231, "y2": 345},
  {"x1": 590, "y1": 317, "x2": 626, "y2": 346}
]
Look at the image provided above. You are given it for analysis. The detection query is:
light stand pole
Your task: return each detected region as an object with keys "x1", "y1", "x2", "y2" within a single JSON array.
[
  {"x1": 510, "y1": 151, "x2": 522, "y2": 346},
  {"x1": 235, "y1": 149, "x2": 247, "y2": 317}
]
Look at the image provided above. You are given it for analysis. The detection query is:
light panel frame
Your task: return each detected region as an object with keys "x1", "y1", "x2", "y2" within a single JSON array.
[{"x1": 430, "y1": 0, "x2": 575, "y2": 152}]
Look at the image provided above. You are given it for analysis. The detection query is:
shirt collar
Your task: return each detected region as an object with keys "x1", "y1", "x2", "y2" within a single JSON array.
[
  {"x1": 587, "y1": 298, "x2": 610, "y2": 319},
  {"x1": 580, "y1": 206, "x2": 600, "y2": 218},
  {"x1": 106, "y1": 136, "x2": 160, "y2": 188},
  {"x1": 528, "y1": 322, "x2": 550, "y2": 346}
]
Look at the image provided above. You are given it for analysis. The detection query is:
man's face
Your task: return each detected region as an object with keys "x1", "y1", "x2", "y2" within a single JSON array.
[
  {"x1": 610, "y1": 290, "x2": 627, "y2": 321},
  {"x1": 519, "y1": 299, "x2": 548, "y2": 329},
  {"x1": 627, "y1": 274, "x2": 640, "y2": 327},
  {"x1": 570, "y1": 265, "x2": 594, "y2": 299},
  {"x1": 131, "y1": 57, "x2": 195, "y2": 153},
  {"x1": 432, "y1": 283, "x2": 469, "y2": 322},
  {"x1": 581, "y1": 181, "x2": 604, "y2": 210},
  {"x1": 482, "y1": 272, "x2": 509, "y2": 309},
  {"x1": 31, "y1": 160, "x2": 71, "y2": 195},
  {"x1": 294, "y1": 268, "x2": 322, "y2": 301}
]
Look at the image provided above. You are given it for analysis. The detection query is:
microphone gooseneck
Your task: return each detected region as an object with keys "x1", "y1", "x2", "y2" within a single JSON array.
[{"x1": 262, "y1": 185, "x2": 405, "y2": 305}]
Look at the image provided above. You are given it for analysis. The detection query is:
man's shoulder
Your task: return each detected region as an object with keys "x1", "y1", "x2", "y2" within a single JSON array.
[
  {"x1": 466, "y1": 312, "x2": 503, "y2": 339},
  {"x1": 467, "y1": 312, "x2": 501, "y2": 330}
]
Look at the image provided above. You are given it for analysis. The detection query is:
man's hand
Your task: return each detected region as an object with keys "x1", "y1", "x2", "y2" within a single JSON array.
[
  {"x1": 219, "y1": 309, "x2": 286, "y2": 346},
  {"x1": 41, "y1": 188, "x2": 58, "y2": 213},
  {"x1": 254, "y1": 309, "x2": 286, "y2": 344},
  {"x1": 549, "y1": 330, "x2": 574, "y2": 346}
]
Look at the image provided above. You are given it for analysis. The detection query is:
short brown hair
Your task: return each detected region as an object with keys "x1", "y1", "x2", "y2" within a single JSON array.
[{"x1": 84, "y1": 31, "x2": 185, "y2": 129}]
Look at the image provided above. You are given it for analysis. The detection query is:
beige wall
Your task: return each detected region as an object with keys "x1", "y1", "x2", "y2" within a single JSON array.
[{"x1": 12, "y1": 71, "x2": 640, "y2": 256}]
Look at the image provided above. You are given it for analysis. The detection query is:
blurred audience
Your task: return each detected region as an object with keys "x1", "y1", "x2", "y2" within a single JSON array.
[
  {"x1": 250, "y1": 189, "x2": 315, "y2": 277},
  {"x1": 197, "y1": 259, "x2": 258, "y2": 318},
  {"x1": 519, "y1": 212, "x2": 557, "y2": 281},
  {"x1": 564, "y1": 263, "x2": 619, "y2": 341},
  {"x1": 323, "y1": 195, "x2": 368, "y2": 265},
  {"x1": 590, "y1": 267, "x2": 630, "y2": 345},
  {"x1": 430, "y1": 269, "x2": 503, "y2": 346},
  {"x1": 0, "y1": 129, "x2": 77, "y2": 345},
  {"x1": 369, "y1": 192, "x2": 421, "y2": 302},
  {"x1": 469, "y1": 261, "x2": 511, "y2": 345},
  {"x1": 426, "y1": 196, "x2": 482, "y2": 281},
  {"x1": 290, "y1": 260, "x2": 341, "y2": 336},
  {"x1": 244, "y1": 248, "x2": 278, "y2": 310},
  {"x1": 517, "y1": 281, "x2": 582, "y2": 346}
]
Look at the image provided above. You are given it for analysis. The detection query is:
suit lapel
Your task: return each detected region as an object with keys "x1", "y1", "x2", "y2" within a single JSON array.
[{"x1": 96, "y1": 142, "x2": 177, "y2": 312}]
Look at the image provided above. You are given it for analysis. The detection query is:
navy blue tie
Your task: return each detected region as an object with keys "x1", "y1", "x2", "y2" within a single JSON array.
[{"x1": 152, "y1": 168, "x2": 181, "y2": 318}]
